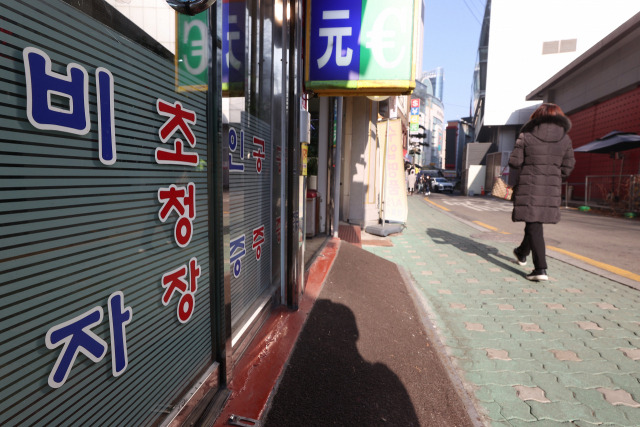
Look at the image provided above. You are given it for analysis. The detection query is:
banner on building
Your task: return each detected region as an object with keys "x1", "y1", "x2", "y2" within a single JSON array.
[
  {"x1": 379, "y1": 119, "x2": 408, "y2": 223},
  {"x1": 304, "y1": 0, "x2": 420, "y2": 96}
]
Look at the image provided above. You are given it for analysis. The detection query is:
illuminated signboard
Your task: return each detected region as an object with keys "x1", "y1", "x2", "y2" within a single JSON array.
[
  {"x1": 305, "y1": 0, "x2": 419, "y2": 96},
  {"x1": 176, "y1": 11, "x2": 209, "y2": 92}
]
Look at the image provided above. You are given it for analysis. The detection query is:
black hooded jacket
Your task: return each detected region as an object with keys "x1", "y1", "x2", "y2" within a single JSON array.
[{"x1": 508, "y1": 114, "x2": 576, "y2": 224}]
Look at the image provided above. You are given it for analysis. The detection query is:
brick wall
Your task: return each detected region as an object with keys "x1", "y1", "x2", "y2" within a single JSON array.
[{"x1": 567, "y1": 86, "x2": 640, "y2": 198}]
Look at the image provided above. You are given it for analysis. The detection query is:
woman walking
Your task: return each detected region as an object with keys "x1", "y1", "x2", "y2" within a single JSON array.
[{"x1": 509, "y1": 103, "x2": 575, "y2": 281}]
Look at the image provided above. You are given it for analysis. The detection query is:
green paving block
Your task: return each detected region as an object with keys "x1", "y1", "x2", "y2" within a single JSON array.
[
  {"x1": 572, "y1": 421, "x2": 607, "y2": 427},
  {"x1": 540, "y1": 328, "x2": 577, "y2": 341},
  {"x1": 570, "y1": 388, "x2": 637, "y2": 426},
  {"x1": 462, "y1": 336, "x2": 519, "y2": 350},
  {"x1": 480, "y1": 385, "x2": 537, "y2": 422},
  {"x1": 505, "y1": 347, "x2": 536, "y2": 360},
  {"x1": 588, "y1": 337, "x2": 636, "y2": 350},
  {"x1": 530, "y1": 372, "x2": 579, "y2": 402},
  {"x1": 562, "y1": 360, "x2": 622, "y2": 375},
  {"x1": 529, "y1": 348, "x2": 573, "y2": 364},
  {"x1": 557, "y1": 372, "x2": 615, "y2": 389},
  {"x1": 528, "y1": 401, "x2": 600, "y2": 424},
  {"x1": 500, "y1": 401, "x2": 538, "y2": 423},
  {"x1": 558, "y1": 343, "x2": 603, "y2": 361},
  {"x1": 502, "y1": 358, "x2": 546, "y2": 373},
  {"x1": 617, "y1": 406, "x2": 640, "y2": 426},
  {"x1": 596, "y1": 348, "x2": 640, "y2": 370},
  {"x1": 504, "y1": 420, "x2": 560, "y2": 427},
  {"x1": 480, "y1": 339, "x2": 530, "y2": 354},
  {"x1": 467, "y1": 358, "x2": 543, "y2": 374},
  {"x1": 466, "y1": 370, "x2": 534, "y2": 387},
  {"x1": 593, "y1": 406, "x2": 639, "y2": 426},
  {"x1": 589, "y1": 328, "x2": 638, "y2": 340},
  {"x1": 487, "y1": 419, "x2": 512, "y2": 427},
  {"x1": 603, "y1": 373, "x2": 640, "y2": 393},
  {"x1": 475, "y1": 385, "x2": 497, "y2": 403},
  {"x1": 449, "y1": 308, "x2": 493, "y2": 318}
]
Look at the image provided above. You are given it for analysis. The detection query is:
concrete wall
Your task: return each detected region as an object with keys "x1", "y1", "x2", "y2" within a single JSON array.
[{"x1": 342, "y1": 97, "x2": 380, "y2": 227}]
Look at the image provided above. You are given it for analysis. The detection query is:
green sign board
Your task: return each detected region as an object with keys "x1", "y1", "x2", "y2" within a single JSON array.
[
  {"x1": 358, "y1": 1, "x2": 414, "y2": 81},
  {"x1": 176, "y1": 11, "x2": 209, "y2": 92}
]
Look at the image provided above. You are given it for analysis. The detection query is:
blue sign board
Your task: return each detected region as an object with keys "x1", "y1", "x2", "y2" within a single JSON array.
[{"x1": 308, "y1": 0, "x2": 362, "y2": 82}]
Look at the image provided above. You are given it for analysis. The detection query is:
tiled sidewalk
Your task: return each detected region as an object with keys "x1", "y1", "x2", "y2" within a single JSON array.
[{"x1": 365, "y1": 196, "x2": 640, "y2": 426}]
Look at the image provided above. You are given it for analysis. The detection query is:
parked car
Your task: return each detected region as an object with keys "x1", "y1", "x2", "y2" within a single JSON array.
[{"x1": 430, "y1": 177, "x2": 454, "y2": 193}]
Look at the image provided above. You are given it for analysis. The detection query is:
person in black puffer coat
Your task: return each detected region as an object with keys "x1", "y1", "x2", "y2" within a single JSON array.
[{"x1": 509, "y1": 103, "x2": 576, "y2": 281}]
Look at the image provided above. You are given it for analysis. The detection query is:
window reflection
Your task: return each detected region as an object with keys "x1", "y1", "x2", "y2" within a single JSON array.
[{"x1": 222, "y1": 0, "x2": 279, "y2": 331}]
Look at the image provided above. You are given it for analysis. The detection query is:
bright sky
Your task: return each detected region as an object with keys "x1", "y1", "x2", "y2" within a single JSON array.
[{"x1": 422, "y1": 0, "x2": 485, "y2": 122}]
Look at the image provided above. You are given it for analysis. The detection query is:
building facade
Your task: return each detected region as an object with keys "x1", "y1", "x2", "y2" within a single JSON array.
[
  {"x1": 472, "y1": 0, "x2": 640, "y2": 186},
  {"x1": 526, "y1": 12, "x2": 640, "y2": 208},
  {"x1": 1, "y1": 0, "x2": 311, "y2": 424}
]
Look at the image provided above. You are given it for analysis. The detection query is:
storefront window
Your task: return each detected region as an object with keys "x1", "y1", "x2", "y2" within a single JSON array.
[{"x1": 222, "y1": 0, "x2": 282, "y2": 341}]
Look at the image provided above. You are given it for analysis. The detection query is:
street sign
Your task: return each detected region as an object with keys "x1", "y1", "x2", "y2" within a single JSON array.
[
  {"x1": 305, "y1": 0, "x2": 419, "y2": 96},
  {"x1": 222, "y1": 0, "x2": 246, "y2": 96},
  {"x1": 176, "y1": 11, "x2": 209, "y2": 92},
  {"x1": 411, "y1": 98, "x2": 420, "y2": 109},
  {"x1": 410, "y1": 106, "x2": 419, "y2": 116},
  {"x1": 410, "y1": 123, "x2": 419, "y2": 132}
]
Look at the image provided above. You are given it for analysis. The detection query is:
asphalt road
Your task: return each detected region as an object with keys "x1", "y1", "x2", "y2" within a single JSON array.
[{"x1": 421, "y1": 192, "x2": 640, "y2": 277}]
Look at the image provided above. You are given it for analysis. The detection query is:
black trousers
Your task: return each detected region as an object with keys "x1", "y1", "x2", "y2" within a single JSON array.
[{"x1": 517, "y1": 222, "x2": 547, "y2": 270}]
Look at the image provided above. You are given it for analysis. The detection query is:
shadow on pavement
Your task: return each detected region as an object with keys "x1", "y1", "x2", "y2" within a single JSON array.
[
  {"x1": 427, "y1": 228, "x2": 524, "y2": 276},
  {"x1": 264, "y1": 241, "x2": 475, "y2": 426},
  {"x1": 264, "y1": 299, "x2": 420, "y2": 426}
]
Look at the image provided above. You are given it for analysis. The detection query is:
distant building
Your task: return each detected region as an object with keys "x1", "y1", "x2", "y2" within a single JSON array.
[
  {"x1": 446, "y1": 118, "x2": 474, "y2": 177},
  {"x1": 411, "y1": 74, "x2": 445, "y2": 168},
  {"x1": 420, "y1": 67, "x2": 444, "y2": 102}
]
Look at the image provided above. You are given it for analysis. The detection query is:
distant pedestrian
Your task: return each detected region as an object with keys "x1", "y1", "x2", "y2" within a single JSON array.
[
  {"x1": 405, "y1": 167, "x2": 410, "y2": 194},
  {"x1": 408, "y1": 169, "x2": 416, "y2": 195},
  {"x1": 509, "y1": 103, "x2": 575, "y2": 281}
]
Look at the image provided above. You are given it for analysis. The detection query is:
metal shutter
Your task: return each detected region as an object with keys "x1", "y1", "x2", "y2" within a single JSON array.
[{"x1": 0, "y1": 1, "x2": 215, "y2": 425}]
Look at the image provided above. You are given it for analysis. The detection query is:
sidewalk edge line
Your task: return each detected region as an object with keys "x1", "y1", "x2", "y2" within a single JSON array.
[
  {"x1": 547, "y1": 245, "x2": 640, "y2": 289},
  {"x1": 425, "y1": 198, "x2": 451, "y2": 211}
]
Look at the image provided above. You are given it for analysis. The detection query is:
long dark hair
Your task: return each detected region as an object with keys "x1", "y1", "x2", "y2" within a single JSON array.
[{"x1": 530, "y1": 103, "x2": 566, "y2": 121}]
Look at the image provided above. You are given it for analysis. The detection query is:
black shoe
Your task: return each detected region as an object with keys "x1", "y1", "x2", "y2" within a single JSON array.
[
  {"x1": 526, "y1": 269, "x2": 548, "y2": 281},
  {"x1": 513, "y1": 249, "x2": 527, "y2": 266}
]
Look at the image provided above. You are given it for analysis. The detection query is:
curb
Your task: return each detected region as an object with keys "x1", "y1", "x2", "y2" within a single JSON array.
[{"x1": 397, "y1": 264, "x2": 487, "y2": 427}]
